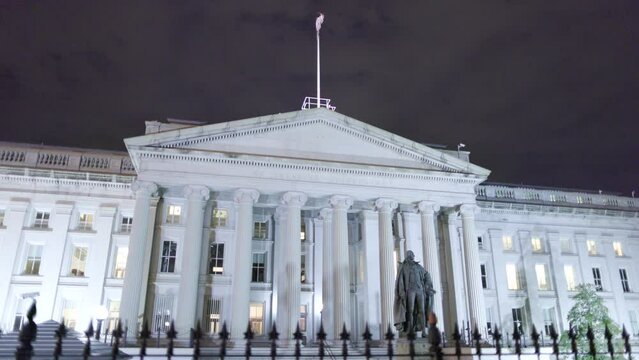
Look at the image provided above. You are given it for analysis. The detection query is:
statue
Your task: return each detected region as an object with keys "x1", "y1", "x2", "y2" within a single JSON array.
[{"x1": 393, "y1": 250, "x2": 436, "y2": 337}]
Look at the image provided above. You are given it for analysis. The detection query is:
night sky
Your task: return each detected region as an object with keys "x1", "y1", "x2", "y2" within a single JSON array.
[{"x1": 1, "y1": 1, "x2": 638, "y2": 194}]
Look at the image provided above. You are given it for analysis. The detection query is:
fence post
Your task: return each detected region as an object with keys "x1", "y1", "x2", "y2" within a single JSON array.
[
  {"x1": 166, "y1": 320, "x2": 177, "y2": 359},
  {"x1": 53, "y1": 322, "x2": 67, "y2": 360},
  {"x1": 139, "y1": 320, "x2": 150, "y2": 359},
  {"x1": 531, "y1": 325, "x2": 540, "y2": 359},
  {"x1": 453, "y1": 323, "x2": 462, "y2": 360},
  {"x1": 192, "y1": 321, "x2": 202, "y2": 360},
  {"x1": 385, "y1": 324, "x2": 395, "y2": 360},
  {"x1": 317, "y1": 321, "x2": 326, "y2": 359},
  {"x1": 268, "y1": 323, "x2": 279, "y2": 360},
  {"x1": 549, "y1": 324, "x2": 559, "y2": 360},
  {"x1": 586, "y1": 326, "x2": 597, "y2": 360},
  {"x1": 245, "y1": 321, "x2": 254, "y2": 359},
  {"x1": 16, "y1": 302, "x2": 37, "y2": 360},
  {"x1": 493, "y1": 326, "x2": 502, "y2": 359},
  {"x1": 111, "y1": 320, "x2": 123, "y2": 360},
  {"x1": 219, "y1": 323, "x2": 229, "y2": 360},
  {"x1": 293, "y1": 323, "x2": 303, "y2": 360},
  {"x1": 363, "y1": 324, "x2": 372, "y2": 359},
  {"x1": 83, "y1": 320, "x2": 94, "y2": 359},
  {"x1": 340, "y1": 323, "x2": 350, "y2": 359},
  {"x1": 604, "y1": 324, "x2": 614, "y2": 359}
]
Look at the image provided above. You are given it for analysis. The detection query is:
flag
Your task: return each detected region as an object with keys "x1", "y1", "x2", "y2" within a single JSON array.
[{"x1": 316, "y1": 13, "x2": 324, "y2": 32}]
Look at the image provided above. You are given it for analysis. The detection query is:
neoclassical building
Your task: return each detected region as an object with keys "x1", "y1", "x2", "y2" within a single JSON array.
[{"x1": 0, "y1": 108, "x2": 637, "y2": 343}]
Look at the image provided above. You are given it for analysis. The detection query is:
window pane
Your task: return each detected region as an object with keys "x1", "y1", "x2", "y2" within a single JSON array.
[
  {"x1": 114, "y1": 247, "x2": 128, "y2": 278},
  {"x1": 70, "y1": 246, "x2": 88, "y2": 276},
  {"x1": 506, "y1": 264, "x2": 519, "y2": 290},
  {"x1": 502, "y1": 236, "x2": 513, "y2": 250},
  {"x1": 564, "y1": 265, "x2": 576, "y2": 291}
]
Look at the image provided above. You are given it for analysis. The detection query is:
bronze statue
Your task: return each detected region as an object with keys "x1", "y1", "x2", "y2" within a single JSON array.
[{"x1": 393, "y1": 250, "x2": 435, "y2": 337}]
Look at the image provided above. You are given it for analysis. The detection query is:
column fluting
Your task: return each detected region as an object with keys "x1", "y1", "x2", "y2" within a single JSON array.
[
  {"x1": 329, "y1": 195, "x2": 353, "y2": 338},
  {"x1": 375, "y1": 198, "x2": 398, "y2": 334}
]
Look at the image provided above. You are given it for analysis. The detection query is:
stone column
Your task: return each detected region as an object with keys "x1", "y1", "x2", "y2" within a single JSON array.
[
  {"x1": 318, "y1": 208, "x2": 334, "y2": 339},
  {"x1": 359, "y1": 210, "x2": 382, "y2": 339},
  {"x1": 459, "y1": 204, "x2": 487, "y2": 331},
  {"x1": 175, "y1": 185, "x2": 210, "y2": 337},
  {"x1": 276, "y1": 192, "x2": 307, "y2": 341},
  {"x1": 230, "y1": 189, "x2": 259, "y2": 340},
  {"x1": 330, "y1": 195, "x2": 353, "y2": 338},
  {"x1": 0, "y1": 198, "x2": 30, "y2": 321},
  {"x1": 417, "y1": 201, "x2": 444, "y2": 333},
  {"x1": 120, "y1": 181, "x2": 158, "y2": 337},
  {"x1": 375, "y1": 198, "x2": 398, "y2": 334}
]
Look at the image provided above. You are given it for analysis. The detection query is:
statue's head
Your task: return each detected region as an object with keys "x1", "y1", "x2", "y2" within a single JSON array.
[{"x1": 406, "y1": 250, "x2": 415, "y2": 261}]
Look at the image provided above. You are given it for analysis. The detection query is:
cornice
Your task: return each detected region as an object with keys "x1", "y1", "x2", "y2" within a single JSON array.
[
  {"x1": 0, "y1": 172, "x2": 133, "y2": 192},
  {"x1": 477, "y1": 201, "x2": 639, "y2": 220}
]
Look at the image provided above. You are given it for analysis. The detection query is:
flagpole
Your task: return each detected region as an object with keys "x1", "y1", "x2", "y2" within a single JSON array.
[{"x1": 316, "y1": 20, "x2": 321, "y2": 108}]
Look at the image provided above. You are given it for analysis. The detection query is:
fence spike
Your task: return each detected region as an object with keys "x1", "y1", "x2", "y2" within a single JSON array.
[
  {"x1": 139, "y1": 319, "x2": 151, "y2": 358},
  {"x1": 193, "y1": 321, "x2": 202, "y2": 360},
  {"x1": 340, "y1": 323, "x2": 350, "y2": 358},
  {"x1": 244, "y1": 321, "x2": 254, "y2": 358},
  {"x1": 603, "y1": 323, "x2": 614, "y2": 359},
  {"x1": 363, "y1": 323, "x2": 372, "y2": 359},
  {"x1": 586, "y1": 325, "x2": 596, "y2": 360},
  {"x1": 317, "y1": 321, "x2": 326, "y2": 359},
  {"x1": 269, "y1": 323, "x2": 279, "y2": 360},
  {"x1": 531, "y1": 325, "x2": 540, "y2": 356},
  {"x1": 294, "y1": 322, "x2": 303, "y2": 360},
  {"x1": 53, "y1": 322, "x2": 67, "y2": 359},
  {"x1": 493, "y1": 326, "x2": 502, "y2": 356},
  {"x1": 453, "y1": 323, "x2": 462, "y2": 358},
  {"x1": 549, "y1": 323, "x2": 559, "y2": 360},
  {"x1": 111, "y1": 320, "x2": 123, "y2": 360},
  {"x1": 621, "y1": 325, "x2": 631, "y2": 356},
  {"x1": 472, "y1": 324, "x2": 482, "y2": 356},
  {"x1": 512, "y1": 325, "x2": 521, "y2": 357},
  {"x1": 385, "y1": 323, "x2": 395, "y2": 359},
  {"x1": 219, "y1": 322, "x2": 229, "y2": 360},
  {"x1": 83, "y1": 320, "x2": 94, "y2": 359},
  {"x1": 166, "y1": 320, "x2": 177, "y2": 358}
]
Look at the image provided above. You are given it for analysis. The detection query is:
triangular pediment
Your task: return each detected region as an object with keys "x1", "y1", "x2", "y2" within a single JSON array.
[{"x1": 125, "y1": 108, "x2": 490, "y2": 177}]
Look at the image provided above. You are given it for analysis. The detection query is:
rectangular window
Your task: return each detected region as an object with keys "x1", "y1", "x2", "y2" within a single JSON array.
[
  {"x1": 211, "y1": 208, "x2": 228, "y2": 228},
  {"x1": 121, "y1": 216, "x2": 133, "y2": 233},
  {"x1": 208, "y1": 243, "x2": 224, "y2": 274},
  {"x1": 543, "y1": 308, "x2": 555, "y2": 336},
  {"x1": 113, "y1": 247, "x2": 128, "y2": 278},
  {"x1": 152, "y1": 295, "x2": 174, "y2": 332},
  {"x1": 620, "y1": 269, "x2": 630, "y2": 293},
  {"x1": 166, "y1": 205, "x2": 181, "y2": 224},
  {"x1": 300, "y1": 222, "x2": 306, "y2": 241},
  {"x1": 480, "y1": 264, "x2": 488, "y2": 289},
  {"x1": 202, "y1": 296, "x2": 222, "y2": 334},
  {"x1": 486, "y1": 308, "x2": 493, "y2": 335},
  {"x1": 506, "y1": 263, "x2": 520, "y2": 290},
  {"x1": 512, "y1": 308, "x2": 524, "y2": 333},
  {"x1": 502, "y1": 235, "x2": 513, "y2": 251},
  {"x1": 249, "y1": 303, "x2": 264, "y2": 336},
  {"x1": 587, "y1": 240, "x2": 597, "y2": 255},
  {"x1": 531, "y1": 238, "x2": 543, "y2": 252},
  {"x1": 301, "y1": 254, "x2": 306, "y2": 283},
  {"x1": 69, "y1": 246, "x2": 88, "y2": 276},
  {"x1": 593, "y1": 267, "x2": 603, "y2": 291},
  {"x1": 477, "y1": 236, "x2": 484, "y2": 250},
  {"x1": 160, "y1": 241, "x2": 177, "y2": 273},
  {"x1": 252, "y1": 253, "x2": 266, "y2": 282},
  {"x1": 253, "y1": 221, "x2": 268, "y2": 239},
  {"x1": 0, "y1": 209, "x2": 5, "y2": 226},
  {"x1": 106, "y1": 300, "x2": 120, "y2": 333},
  {"x1": 299, "y1": 305, "x2": 308, "y2": 332},
  {"x1": 613, "y1": 242, "x2": 623, "y2": 257},
  {"x1": 34, "y1": 211, "x2": 50, "y2": 228},
  {"x1": 24, "y1": 244, "x2": 43, "y2": 275},
  {"x1": 564, "y1": 265, "x2": 577, "y2": 291},
  {"x1": 62, "y1": 300, "x2": 77, "y2": 329},
  {"x1": 77, "y1": 213, "x2": 93, "y2": 231},
  {"x1": 560, "y1": 238, "x2": 572, "y2": 253},
  {"x1": 630, "y1": 311, "x2": 639, "y2": 336},
  {"x1": 535, "y1": 264, "x2": 550, "y2": 290}
]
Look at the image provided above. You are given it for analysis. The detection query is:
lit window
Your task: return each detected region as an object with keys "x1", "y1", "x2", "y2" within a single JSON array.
[
  {"x1": 0, "y1": 209, "x2": 5, "y2": 226},
  {"x1": 535, "y1": 264, "x2": 550, "y2": 290},
  {"x1": 121, "y1": 216, "x2": 133, "y2": 233},
  {"x1": 160, "y1": 241, "x2": 177, "y2": 272},
  {"x1": 593, "y1": 267, "x2": 603, "y2": 291},
  {"x1": 62, "y1": 300, "x2": 77, "y2": 329},
  {"x1": 208, "y1": 243, "x2": 224, "y2": 274},
  {"x1": 152, "y1": 295, "x2": 174, "y2": 332},
  {"x1": 613, "y1": 242, "x2": 623, "y2": 257},
  {"x1": 252, "y1": 253, "x2": 266, "y2": 282},
  {"x1": 253, "y1": 221, "x2": 268, "y2": 239},
  {"x1": 577, "y1": 196, "x2": 584, "y2": 204},
  {"x1": 299, "y1": 305, "x2": 308, "y2": 332},
  {"x1": 506, "y1": 263, "x2": 520, "y2": 290},
  {"x1": 549, "y1": 194, "x2": 557, "y2": 202},
  {"x1": 203, "y1": 297, "x2": 221, "y2": 334},
  {"x1": 300, "y1": 222, "x2": 306, "y2": 241},
  {"x1": 211, "y1": 209, "x2": 228, "y2": 228},
  {"x1": 106, "y1": 300, "x2": 120, "y2": 332},
  {"x1": 620, "y1": 269, "x2": 630, "y2": 293},
  {"x1": 480, "y1": 264, "x2": 488, "y2": 289},
  {"x1": 531, "y1": 238, "x2": 543, "y2": 252},
  {"x1": 249, "y1": 303, "x2": 264, "y2": 336},
  {"x1": 586, "y1": 240, "x2": 597, "y2": 255},
  {"x1": 77, "y1": 213, "x2": 93, "y2": 231},
  {"x1": 564, "y1": 265, "x2": 577, "y2": 291},
  {"x1": 69, "y1": 246, "x2": 88, "y2": 276},
  {"x1": 502, "y1": 236, "x2": 513, "y2": 251},
  {"x1": 166, "y1": 205, "x2": 181, "y2": 224},
  {"x1": 34, "y1": 211, "x2": 50, "y2": 228},
  {"x1": 113, "y1": 247, "x2": 128, "y2": 278},
  {"x1": 24, "y1": 244, "x2": 43, "y2": 275}
]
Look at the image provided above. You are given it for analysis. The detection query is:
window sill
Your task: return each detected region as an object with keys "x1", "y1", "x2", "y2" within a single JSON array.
[
  {"x1": 113, "y1": 231, "x2": 132, "y2": 236},
  {"x1": 22, "y1": 226, "x2": 53, "y2": 232},
  {"x1": 69, "y1": 229, "x2": 97, "y2": 234}
]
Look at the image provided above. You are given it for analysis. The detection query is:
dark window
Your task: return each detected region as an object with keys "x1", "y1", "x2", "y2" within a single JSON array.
[
  {"x1": 209, "y1": 243, "x2": 225, "y2": 274},
  {"x1": 252, "y1": 253, "x2": 266, "y2": 282},
  {"x1": 161, "y1": 241, "x2": 177, "y2": 273},
  {"x1": 620, "y1": 269, "x2": 630, "y2": 292},
  {"x1": 480, "y1": 264, "x2": 488, "y2": 289},
  {"x1": 593, "y1": 268, "x2": 603, "y2": 291}
]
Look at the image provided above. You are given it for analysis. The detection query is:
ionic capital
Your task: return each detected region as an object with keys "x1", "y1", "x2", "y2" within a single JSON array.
[
  {"x1": 417, "y1": 201, "x2": 440, "y2": 214},
  {"x1": 233, "y1": 189, "x2": 260, "y2": 204},
  {"x1": 329, "y1": 195, "x2": 353, "y2": 210},
  {"x1": 281, "y1": 191, "x2": 308, "y2": 208},
  {"x1": 183, "y1": 185, "x2": 210, "y2": 202},
  {"x1": 131, "y1": 181, "x2": 159, "y2": 197},
  {"x1": 374, "y1": 198, "x2": 398, "y2": 213},
  {"x1": 459, "y1": 203, "x2": 479, "y2": 217},
  {"x1": 318, "y1": 208, "x2": 333, "y2": 221}
]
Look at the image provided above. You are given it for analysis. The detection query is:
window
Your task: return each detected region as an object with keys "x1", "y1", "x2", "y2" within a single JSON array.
[
  {"x1": 24, "y1": 244, "x2": 43, "y2": 275},
  {"x1": 121, "y1": 216, "x2": 133, "y2": 233},
  {"x1": 502, "y1": 235, "x2": 513, "y2": 251},
  {"x1": 252, "y1": 253, "x2": 266, "y2": 282},
  {"x1": 0, "y1": 209, "x2": 5, "y2": 226},
  {"x1": 593, "y1": 267, "x2": 603, "y2": 291},
  {"x1": 535, "y1": 264, "x2": 550, "y2": 290},
  {"x1": 152, "y1": 295, "x2": 174, "y2": 332},
  {"x1": 106, "y1": 300, "x2": 120, "y2": 333},
  {"x1": 587, "y1": 240, "x2": 597, "y2": 255},
  {"x1": 211, "y1": 208, "x2": 228, "y2": 228},
  {"x1": 531, "y1": 237, "x2": 543, "y2": 252},
  {"x1": 512, "y1": 308, "x2": 524, "y2": 333},
  {"x1": 160, "y1": 241, "x2": 177, "y2": 273},
  {"x1": 564, "y1": 265, "x2": 577, "y2": 291},
  {"x1": 166, "y1": 205, "x2": 181, "y2": 224},
  {"x1": 301, "y1": 255, "x2": 306, "y2": 283},
  {"x1": 249, "y1": 303, "x2": 264, "y2": 336},
  {"x1": 34, "y1": 211, "x2": 50, "y2": 228},
  {"x1": 77, "y1": 213, "x2": 93, "y2": 231},
  {"x1": 69, "y1": 246, "x2": 88, "y2": 276},
  {"x1": 620, "y1": 269, "x2": 630, "y2": 293},
  {"x1": 549, "y1": 194, "x2": 557, "y2": 202},
  {"x1": 543, "y1": 308, "x2": 555, "y2": 336},
  {"x1": 477, "y1": 236, "x2": 484, "y2": 250},
  {"x1": 62, "y1": 300, "x2": 78, "y2": 329},
  {"x1": 613, "y1": 242, "x2": 623, "y2": 257},
  {"x1": 113, "y1": 247, "x2": 128, "y2": 278},
  {"x1": 630, "y1": 311, "x2": 639, "y2": 336},
  {"x1": 480, "y1": 264, "x2": 488, "y2": 289},
  {"x1": 486, "y1": 308, "x2": 493, "y2": 335},
  {"x1": 300, "y1": 222, "x2": 306, "y2": 241},
  {"x1": 506, "y1": 263, "x2": 520, "y2": 290},
  {"x1": 202, "y1": 296, "x2": 221, "y2": 334},
  {"x1": 208, "y1": 243, "x2": 224, "y2": 274},
  {"x1": 253, "y1": 221, "x2": 268, "y2": 239},
  {"x1": 299, "y1": 305, "x2": 308, "y2": 332},
  {"x1": 560, "y1": 238, "x2": 572, "y2": 253}
]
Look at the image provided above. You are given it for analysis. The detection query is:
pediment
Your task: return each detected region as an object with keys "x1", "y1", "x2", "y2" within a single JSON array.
[{"x1": 125, "y1": 109, "x2": 490, "y2": 176}]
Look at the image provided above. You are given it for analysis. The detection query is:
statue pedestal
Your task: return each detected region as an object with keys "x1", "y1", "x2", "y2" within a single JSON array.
[{"x1": 395, "y1": 338, "x2": 431, "y2": 357}]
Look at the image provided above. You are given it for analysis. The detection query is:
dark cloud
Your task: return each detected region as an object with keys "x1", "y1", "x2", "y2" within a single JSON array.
[{"x1": 0, "y1": 0, "x2": 637, "y2": 193}]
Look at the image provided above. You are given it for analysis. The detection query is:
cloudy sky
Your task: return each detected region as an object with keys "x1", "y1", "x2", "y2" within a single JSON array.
[{"x1": 1, "y1": 1, "x2": 637, "y2": 194}]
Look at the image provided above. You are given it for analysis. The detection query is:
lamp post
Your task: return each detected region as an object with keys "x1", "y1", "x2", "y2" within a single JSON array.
[{"x1": 95, "y1": 305, "x2": 109, "y2": 341}]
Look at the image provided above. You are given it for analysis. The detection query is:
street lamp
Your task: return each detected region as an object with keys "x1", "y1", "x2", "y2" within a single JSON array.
[{"x1": 95, "y1": 305, "x2": 109, "y2": 341}]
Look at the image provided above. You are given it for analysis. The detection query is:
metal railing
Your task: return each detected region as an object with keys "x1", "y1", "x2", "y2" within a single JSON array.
[{"x1": 301, "y1": 97, "x2": 336, "y2": 111}]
